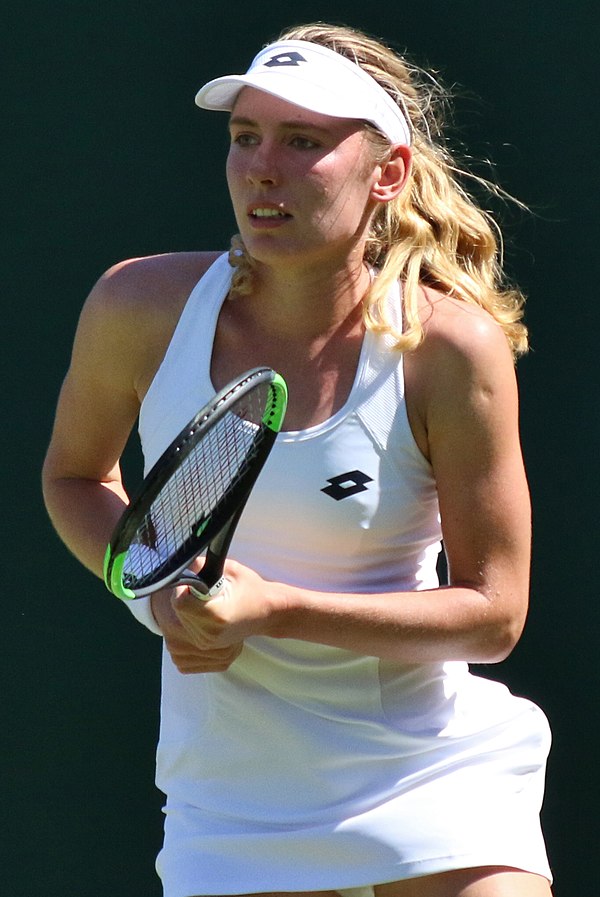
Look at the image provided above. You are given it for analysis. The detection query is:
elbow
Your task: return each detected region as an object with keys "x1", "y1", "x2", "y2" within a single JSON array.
[
  {"x1": 485, "y1": 624, "x2": 522, "y2": 663},
  {"x1": 480, "y1": 600, "x2": 528, "y2": 664}
]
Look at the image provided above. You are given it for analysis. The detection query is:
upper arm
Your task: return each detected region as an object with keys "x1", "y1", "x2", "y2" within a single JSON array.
[
  {"x1": 405, "y1": 297, "x2": 531, "y2": 630},
  {"x1": 43, "y1": 269, "x2": 146, "y2": 491}
]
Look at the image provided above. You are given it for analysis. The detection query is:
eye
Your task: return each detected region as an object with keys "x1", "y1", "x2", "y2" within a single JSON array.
[
  {"x1": 289, "y1": 135, "x2": 320, "y2": 150},
  {"x1": 231, "y1": 132, "x2": 259, "y2": 147}
]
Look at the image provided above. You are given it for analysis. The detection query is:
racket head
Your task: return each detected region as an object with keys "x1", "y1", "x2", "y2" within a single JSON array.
[{"x1": 104, "y1": 367, "x2": 287, "y2": 599}]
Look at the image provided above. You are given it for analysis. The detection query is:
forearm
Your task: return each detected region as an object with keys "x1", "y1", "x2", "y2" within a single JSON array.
[
  {"x1": 42, "y1": 475, "x2": 129, "y2": 579},
  {"x1": 264, "y1": 580, "x2": 525, "y2": 664}
]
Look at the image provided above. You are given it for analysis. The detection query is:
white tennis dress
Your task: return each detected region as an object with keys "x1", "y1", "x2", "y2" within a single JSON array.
[{"x1": 130, "y1": 254, "x2": 552, "y2": 896}]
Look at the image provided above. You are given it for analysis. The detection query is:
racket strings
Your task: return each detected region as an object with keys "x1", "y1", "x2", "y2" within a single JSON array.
[{"x1": 123, "y1": 392, "x2": 266, "y2": 586}]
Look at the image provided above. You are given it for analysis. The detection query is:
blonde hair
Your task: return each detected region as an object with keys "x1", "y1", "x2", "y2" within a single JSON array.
[{"x1": 228, "y1": 22, "x2": 528, "y2": 357}]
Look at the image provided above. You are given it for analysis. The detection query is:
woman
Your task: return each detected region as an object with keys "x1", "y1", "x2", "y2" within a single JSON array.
[{"x1": 43, "y1": 22, "x2": 553, "y2": 897}]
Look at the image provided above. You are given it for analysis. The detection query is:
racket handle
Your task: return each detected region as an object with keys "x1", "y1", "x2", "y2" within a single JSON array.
[
  {"x1": 178, "y1": 569, "x2": 226, "y2": 601},
  {"x1": 189, "y1": 578, "x2": 226, "y2": 601}
]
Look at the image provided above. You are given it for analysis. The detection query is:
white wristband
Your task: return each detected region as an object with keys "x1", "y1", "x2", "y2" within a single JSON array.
[{"x1": 122, "y1": 595, "x2": 163, "y2": 636}]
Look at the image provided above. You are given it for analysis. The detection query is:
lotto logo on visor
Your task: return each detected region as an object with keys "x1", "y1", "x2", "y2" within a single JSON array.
[
  {"x1": 195, "y1": 39, "x2": 412, "y2": 146},
  {"x1": 264, "y1": 51, "x2": 306, "y2": 67}
]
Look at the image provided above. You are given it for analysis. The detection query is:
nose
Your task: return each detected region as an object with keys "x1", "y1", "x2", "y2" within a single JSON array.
[{"x1": 245, "y1": 141, "x2": 279, "y2": 187}]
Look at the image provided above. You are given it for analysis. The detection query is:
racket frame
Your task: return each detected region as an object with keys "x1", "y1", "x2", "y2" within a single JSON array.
[{"x1": 103, "y1": 367, "x2": 287, "y2": 600}]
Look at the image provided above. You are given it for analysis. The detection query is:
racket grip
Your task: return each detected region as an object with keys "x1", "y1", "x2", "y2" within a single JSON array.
[
  {"x1": 179, "y1": 570, "x2": 227, "y2": 601},
  {"x1": 189, "y1": 581, "x2": 226, "y2": 601}
]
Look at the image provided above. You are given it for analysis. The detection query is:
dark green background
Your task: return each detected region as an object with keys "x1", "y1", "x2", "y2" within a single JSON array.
[{"x1": 4, "y1": 2, "x2": 598, "y2": 894}]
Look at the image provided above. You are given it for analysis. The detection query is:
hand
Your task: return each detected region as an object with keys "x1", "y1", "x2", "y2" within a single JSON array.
[
  {"x1": 175, "y1": 556, "x2": 275, "y2": 636},
  {"x1": 150, "y1": 587, "x2": 243, "y2": 674}
]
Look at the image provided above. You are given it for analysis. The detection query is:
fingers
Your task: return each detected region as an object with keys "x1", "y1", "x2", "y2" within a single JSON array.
[
  {"x1": 167, "y1": 640, "x2": 243, "y2": 674},
  {"x1": 171, "y1": 588, "x2": 224, "y2": 644},
  {"x1": 163, "y1": 586, "x2": 243, "y2": 674}
]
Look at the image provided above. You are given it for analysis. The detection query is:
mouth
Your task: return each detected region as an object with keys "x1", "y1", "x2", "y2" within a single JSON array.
[
  {"x1": 252, "y1": 208, "x2": 288, "y2": 218},
  {"x1": 247, "y1": 204, "x2": 292, "y2": 222}
]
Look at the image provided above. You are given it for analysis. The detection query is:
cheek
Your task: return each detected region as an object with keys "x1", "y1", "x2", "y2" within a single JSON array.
[
  {"x1": 314, "y1": 149, "x2": 377, "y2": 214},
  {"x1": 317, "y1": 171, "x2": 373, "y2": 222},
  {"x1": 225, "y1": 152, "x2": 240, "y2": 190},
  {"x1": 225, "y1": 158, "x2": 248, "y2": 231}
]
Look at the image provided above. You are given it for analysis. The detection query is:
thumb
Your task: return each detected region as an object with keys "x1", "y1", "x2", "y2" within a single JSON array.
[{"x1": 171, "y1": 585, "x2": 207, "y2": 615}]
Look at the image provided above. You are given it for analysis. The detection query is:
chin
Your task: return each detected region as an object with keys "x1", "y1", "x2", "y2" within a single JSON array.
[{"x1": 240, "y1": 237, "x2": 311, "y2": 267}]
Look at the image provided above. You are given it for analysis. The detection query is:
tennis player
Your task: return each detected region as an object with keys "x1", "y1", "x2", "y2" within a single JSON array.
[{"x1": 43, "y1": 22, "x2": 553, "y2": 897}]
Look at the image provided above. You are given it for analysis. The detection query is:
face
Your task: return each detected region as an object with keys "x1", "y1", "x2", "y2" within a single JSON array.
[{"x1": 226, "y1": 88, "x2": 384, "y2": 270}]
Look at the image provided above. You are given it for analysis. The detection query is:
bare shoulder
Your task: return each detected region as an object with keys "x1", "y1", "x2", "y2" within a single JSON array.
[
  {"x1": 406, "y1": 285, "x2": 517, "y2": 401},
  {"x1": 415, "y1": 285, "x2": 514, "y2": 370},
  {"x1": 75, "y1": 250, "x2": 225, "y2": 397},
  {"x1": 404, "y1": 286, "x2": 520, "y2": 456},
  {"x1": 89, "y1": 250, "x2": 224, "y2": 320}
]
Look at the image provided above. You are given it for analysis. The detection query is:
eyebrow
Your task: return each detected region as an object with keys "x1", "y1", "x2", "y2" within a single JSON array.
[{"x1": 228, "y1": 115, "x2": 334, "y2": 136}]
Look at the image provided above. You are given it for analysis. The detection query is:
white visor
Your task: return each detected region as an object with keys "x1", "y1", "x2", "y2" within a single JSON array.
[{"x1": 195, "y1": 39, "x2": 412, "y2": 146}]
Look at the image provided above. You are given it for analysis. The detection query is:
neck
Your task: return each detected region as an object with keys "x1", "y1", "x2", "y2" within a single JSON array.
[{"x1": 247, "y1": 254, "x2": 371, "y2": 340}]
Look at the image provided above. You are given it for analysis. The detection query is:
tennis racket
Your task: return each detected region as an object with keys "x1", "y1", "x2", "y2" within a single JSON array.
[{"x1": 103, "y1": 367, "x2": 288, "y2": 601}]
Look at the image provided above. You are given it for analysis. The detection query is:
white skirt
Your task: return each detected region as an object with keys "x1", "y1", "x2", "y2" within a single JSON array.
[{"x1": 155, "y1": 641, "x2": 552, "y2": 897}]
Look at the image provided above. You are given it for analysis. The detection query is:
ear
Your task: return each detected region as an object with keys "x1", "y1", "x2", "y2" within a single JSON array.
[{"x1": 371, "y1": 144, "x2": 412, "y2": 204}]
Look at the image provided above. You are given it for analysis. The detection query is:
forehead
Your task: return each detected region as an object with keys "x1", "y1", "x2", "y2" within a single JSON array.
[{"x1": 230, "y1": 86, "x2": 365, "y2": 136}]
